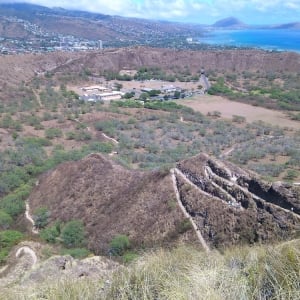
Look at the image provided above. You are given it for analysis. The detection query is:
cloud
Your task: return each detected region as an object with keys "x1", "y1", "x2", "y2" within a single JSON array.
[{"x1": 0, "y1": 0, "x2": 298, "y2": 24}]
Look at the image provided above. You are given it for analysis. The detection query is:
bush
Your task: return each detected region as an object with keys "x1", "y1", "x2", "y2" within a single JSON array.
[
  {"x1": 33, "y1": 207, "x2": 50, "y2": 229},
  {"x1": 61, "y1": 248, "x2": 90, "y2": 259},
  {"x1": 61, "y1": 220, "x2": 85, "y2": 248},
  {"x1": 122, "y1": 251, "x2": 139, "y2": 263},
  {"x1": 40, "y1": 223, "x2": 60, "y2": 243},
  {"x1": 0, "y1": 230, "x2": 23, "y2": 248},
  {"x1": 0, "y1": 248, "x2": 9, "y2": 264},
  {"x1": 89, "y1": 142, "x2": 113, "y2": 153},
  {"x1": 45, "y1": 127, "x2": 63, "y2": 139},
  {"x1": 0, "y1": 210, "x2": 13, "y2": 229},
  {"x1": 0, "y1": 193, "x2": 26, "y2": 218},
  {"x1": 110, "y1": 234, "x2": 130, "y2": 256}
]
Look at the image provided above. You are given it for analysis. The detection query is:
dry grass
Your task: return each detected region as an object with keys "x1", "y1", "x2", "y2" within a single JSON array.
[
  {"x1": 180, "y1": 95, "x2": 300, "y2": 130},
  {"x1": 3, "y1": 240, "x2": 299, "y2": 300}
]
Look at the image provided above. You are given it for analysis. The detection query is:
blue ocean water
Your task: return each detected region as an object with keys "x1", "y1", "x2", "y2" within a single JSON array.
[{"x1": 200, "y1": 29, "x2": 300, "y2": 53}]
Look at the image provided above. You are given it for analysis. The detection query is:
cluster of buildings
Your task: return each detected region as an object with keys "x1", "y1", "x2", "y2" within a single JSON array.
[
  {"x1": 79, "y1": 85, "x2": 124, "y2": 102},
  {"x1": 0, "y1": 17, "x2": 104, "y2": 54}
]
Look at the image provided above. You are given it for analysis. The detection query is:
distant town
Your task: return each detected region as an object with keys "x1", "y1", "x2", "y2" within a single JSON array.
[{"x1": 0, "y1": 16, "x2": 103, "y2": 54}]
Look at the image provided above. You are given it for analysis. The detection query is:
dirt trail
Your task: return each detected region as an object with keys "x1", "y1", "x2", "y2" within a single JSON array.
[
  {"x1": 33, "y1": 89, "x2": 43, "y2": 108},
  {"x1": 16, "y1": 246, "x2": 37, "y2": 266},
  {"x1": 0, "y1": 244, "x2": 38, "y2": 288},
  {"x1": 220, "y1": 146, "x2": 235, "y2": 158},
  {"x1": 102, "y1": 133, "x2": 119, "y2": 144},
  {"x1": 25, "y1": 201, "x2": 39, "y2": 234},
  {"x1": 170, "y1": 169, "x2": 210, "y2": 252}
]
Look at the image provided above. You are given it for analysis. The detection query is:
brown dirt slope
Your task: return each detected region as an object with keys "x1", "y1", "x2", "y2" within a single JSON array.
[
  {"x1": 28, "y1": 152, "x2": 299, "y2": 253},
  {"x1": 52, "y1": 47, "x2": 300, "y2": 74},
  {"x1": 54, "y1": 47, "x2": 296, "y2": 74},
  {"x1": 29, "y1": 154, "x2": 196, "y2": 254},
  {"x1": 1, "y1": 48, "x2": 300, "y2": 90}
]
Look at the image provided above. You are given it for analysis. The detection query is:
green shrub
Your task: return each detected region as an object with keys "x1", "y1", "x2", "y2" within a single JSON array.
[
  {"x1": 40, "y1": 223, "x2": 60, "y2": 243},
  {"x1": 0, "y1": 230, "x2": 23, "y2": 248},
  {"x1": 89, "y1": 142, "x2": 113, "y2": 153},
  {"x1": 0, "y1": 193, "x2": 26, "y2": 218},
  {"x1": 122, "y1": 251, "x2": 139, "y2": 263},
  {"x1": 45, "y1": 127, "x2": 63, "y2": 139},
  {"x1": 61, "y1": 220, "x2": 85, "y2": 248},
  {"x1": 110, "y1": 234, "x2": 130, "y2": 256},
  {"x1": 0, "y1": 248, "x2": 9, "y2": 264},
  {"x1": 0, "y1": 210, "x2": 13, "y2": 229},
  {"x1": 177, "y1": 218, "x2": 193, "y2": 234},
  {"x1": 61, "y1": 248, "x2": 90, "y2": 259},
  {"x1": 33, "y1": 207, "x2": 50, "y2": 229}
]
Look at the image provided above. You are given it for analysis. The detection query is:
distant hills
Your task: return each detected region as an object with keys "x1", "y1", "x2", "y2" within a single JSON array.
[
  {"x1": 212, "y1": 17, "x2": 248, "y2": 29},
  {"x1": 0, "y1": 3, "x2": 298, "y2": 45},
  {"x1": 211, "y1": 17, "x2": 300, "y2": 30},
  {"x1": 270, "y1": 22, "x2": 300, "y2": 29}
]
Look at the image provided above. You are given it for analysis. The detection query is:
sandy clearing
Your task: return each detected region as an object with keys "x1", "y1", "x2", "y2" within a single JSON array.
[{"x1": 179, "y1": 95, "x2": 300, "y2": 130}]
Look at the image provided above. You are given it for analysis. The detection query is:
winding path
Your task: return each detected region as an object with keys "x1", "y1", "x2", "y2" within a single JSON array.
[
  {"x1": 170, "y1": 169, "x2": 210, "y2": 253},
  {"x1": 0, "y1": 244, "x2": 38, "y2": 287},
  {"x1": 16, "y1": 246, "x2": 37, "y2": 266},
  {"x1": 102, "y1": 133, "x2": 119, "y2": 144},
  {"x1": 25, "y1": 201, "x2": 39, "y2": 234}
]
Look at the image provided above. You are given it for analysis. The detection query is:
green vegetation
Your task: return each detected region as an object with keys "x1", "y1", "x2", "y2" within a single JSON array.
[
  {"x1": 33, "y1": 207, "x2": 50, "y2": 229},
  {"x1": 208, "y1": 72, "x2": 300, "y2": 112},
  {"x1": 40, "y1": 223, "x2": 60, "y2": 243},
  {"x1": 0, "y1": 230, "x2": 23, "y2": 263},
  {"x1": 110, "y1": 234, "x2": 130, "y2": 256},
  {"x1": 45, "y1": 127, "x2": 63, "y2": 139},
  {"x1": 60, "y1": 247, "x2": 90, "y2": 259},
  {"x1": 0, "y1": 210, "x2": 13, "y2": 229},
  {"x1": 61, "y1": 220, "x2": 85, "y2": 248}
]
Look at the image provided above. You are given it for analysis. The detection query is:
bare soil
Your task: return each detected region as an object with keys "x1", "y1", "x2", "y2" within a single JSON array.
[{"x1": 180, "y1": 95, "x2": 300, "y2": 130}]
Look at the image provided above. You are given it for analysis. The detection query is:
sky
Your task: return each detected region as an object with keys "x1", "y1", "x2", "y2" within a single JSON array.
[{"x1": 2, "y1": 0, "x2": 300, "y2": 24}]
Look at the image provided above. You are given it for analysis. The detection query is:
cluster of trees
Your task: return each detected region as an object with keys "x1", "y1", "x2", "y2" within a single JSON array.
[{"x1": 101, "y1": 66, "x2": 200, "y2": 83}]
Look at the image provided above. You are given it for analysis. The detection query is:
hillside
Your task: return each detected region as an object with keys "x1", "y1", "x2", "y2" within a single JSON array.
[
  {"x1": 28, "y1": 153, "x2": 197, "y2": 253},
  {"x1": 27, "y1": 153, "x2": 299, "y2": 253},
  {"x1": 0, "y1": 47, "x2": 299, "y2": 92},
  {"x1": 0, "y1": 3, "x2": 203, "y2": 42}
]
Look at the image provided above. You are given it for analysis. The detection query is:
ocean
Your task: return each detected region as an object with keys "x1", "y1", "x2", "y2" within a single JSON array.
[{"x1": 199, "y1": 29, "x2": 300, "y2": 53}]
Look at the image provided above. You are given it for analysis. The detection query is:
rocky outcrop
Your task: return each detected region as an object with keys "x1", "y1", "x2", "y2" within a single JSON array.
[{"x1": 176, "y1": 153, "x2": 300, "y2": 248}]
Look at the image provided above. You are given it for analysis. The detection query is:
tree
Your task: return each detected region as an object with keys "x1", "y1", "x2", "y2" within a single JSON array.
[
  {"x1": 139, "y1": 92, "x2": 149, "y2": 101},
  {"x1": 173, "y1": 91, "x2": 181, "y2": 99},
  {"x1": 61, "y1": 220, "x2": 85, "y2": 248},
  {"x1": 114, "y1": 83, "x2": 123, "y2": 91}
]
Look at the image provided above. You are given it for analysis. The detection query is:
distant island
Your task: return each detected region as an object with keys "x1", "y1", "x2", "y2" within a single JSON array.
[{"x1": 212, "y1": 17, "x2": 248, "y2": 29}]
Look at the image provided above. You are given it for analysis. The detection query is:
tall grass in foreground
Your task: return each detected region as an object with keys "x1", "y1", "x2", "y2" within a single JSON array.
[{"x1": 2, "y1": 240, "x2": 299, "y2": 300}]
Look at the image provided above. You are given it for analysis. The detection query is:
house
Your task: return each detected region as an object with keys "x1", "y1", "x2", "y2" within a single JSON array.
[
  {"x1": 80, "y1": 91, "x2": 124, "y2": 102},
  {"x1": 81, "y1": 85, "x2": 110, "y2": 92}
]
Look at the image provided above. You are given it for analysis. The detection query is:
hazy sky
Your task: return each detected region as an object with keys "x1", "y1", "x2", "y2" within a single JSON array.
[{"x1": 4, "y1": 0, "x2": 300, "y2": 24}]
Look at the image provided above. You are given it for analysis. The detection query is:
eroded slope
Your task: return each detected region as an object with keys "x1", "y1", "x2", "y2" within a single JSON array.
[
  {"x1": 29, "y1": 153, "x2": 196, "y2": 253},
  {"x1": 176, "y1": 153, "x2": 300, "y2": 248}
]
